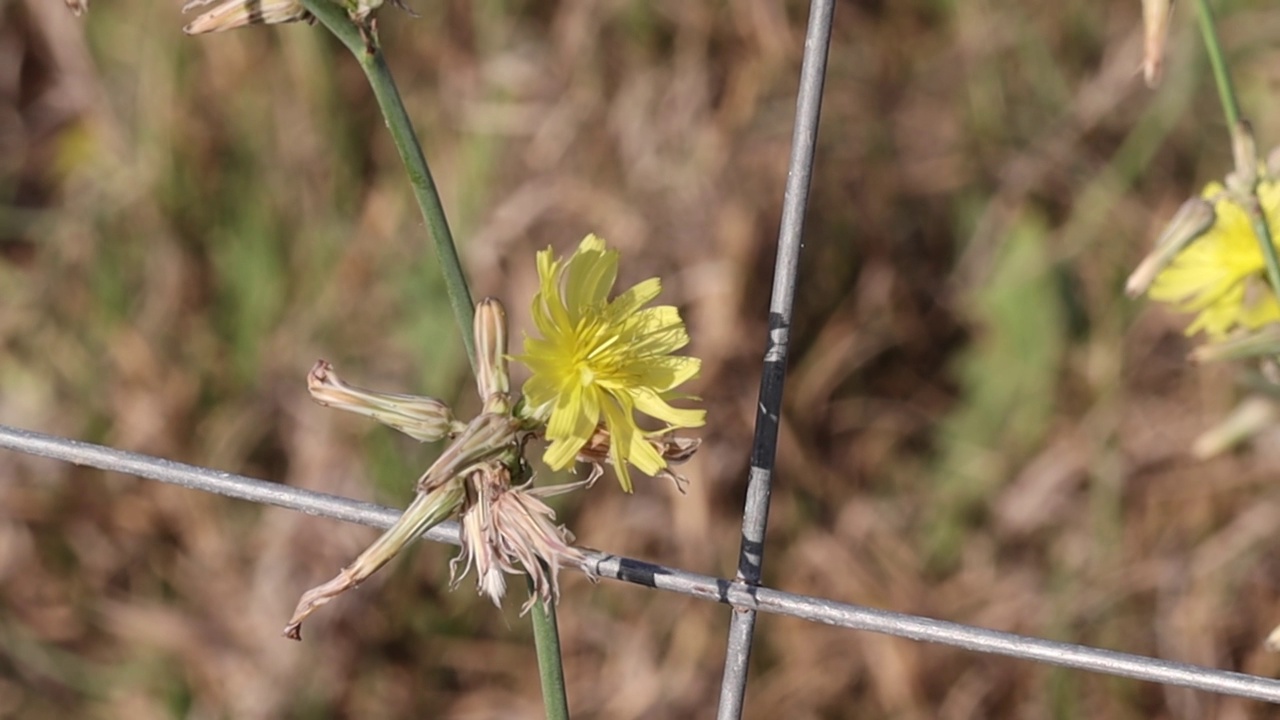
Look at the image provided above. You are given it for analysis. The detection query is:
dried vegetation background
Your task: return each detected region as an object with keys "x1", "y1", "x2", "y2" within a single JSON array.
[{"x1": 4, "y1": 0, "x2": 1280, "y2": 717}]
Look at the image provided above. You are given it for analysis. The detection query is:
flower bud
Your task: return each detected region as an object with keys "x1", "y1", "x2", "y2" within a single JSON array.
[
  {"x1": 284, "y1": 473, "x2": 465, "y2": 640},
  {"x1": 307, "y1": 360, "x2": 463, "y2": 442},
  {"x1": 1227, "y1": 121, "x2": 1259, "y2": 195},
  {"x1": 474, "y1": 298, "x2": 511, "y2": 407},
  {"x1": 1126, "y1": 197, "x2": 1216, "y2": 298},
  {"x1": 1141, "y1": 0, "x2": 1171, "y2": 88}
]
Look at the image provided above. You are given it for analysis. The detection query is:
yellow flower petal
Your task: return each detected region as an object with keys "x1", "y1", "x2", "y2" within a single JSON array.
[
  {"x1": 564, "y1": 235, "x2": 618, "y2": 314},
  {"x1": 606, "y1": 278, "x2": 662, "y2": 320},
  {"x1": 631, "y1": 387, "x2": 706, "y2": 428}
]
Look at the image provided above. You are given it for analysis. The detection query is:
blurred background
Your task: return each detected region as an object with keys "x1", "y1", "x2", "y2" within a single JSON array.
[{"x1": 4, "y1": 0, "x2": 1280, "y2": 717}]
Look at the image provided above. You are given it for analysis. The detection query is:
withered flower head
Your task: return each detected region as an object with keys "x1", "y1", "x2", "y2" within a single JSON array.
[{"x1": 452, "y1": 464, "x2": 592, "y2": 612}]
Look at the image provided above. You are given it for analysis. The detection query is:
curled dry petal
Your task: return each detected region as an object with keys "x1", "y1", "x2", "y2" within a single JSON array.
[{"x1": 574, "y1": 424, "x2": 701, "y2": 493}]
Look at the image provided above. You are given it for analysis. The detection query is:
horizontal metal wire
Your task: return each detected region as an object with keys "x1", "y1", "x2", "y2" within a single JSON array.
[{"x1": 3, "y1": 421, "x2": 1280, "y2": 704}]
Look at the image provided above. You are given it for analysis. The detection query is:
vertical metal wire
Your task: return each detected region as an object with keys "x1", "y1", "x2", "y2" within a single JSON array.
[{"x1": 715, "y1": 1, "x2": 836, "y2": 717}]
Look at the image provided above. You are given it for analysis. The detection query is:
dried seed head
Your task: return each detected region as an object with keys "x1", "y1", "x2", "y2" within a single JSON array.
[
  {"x1": 307, "y1": 360, "x2": 464, "y2": 442},
  {"x1": 452, "y1": 464, "x2": 591, "y2": 612}
]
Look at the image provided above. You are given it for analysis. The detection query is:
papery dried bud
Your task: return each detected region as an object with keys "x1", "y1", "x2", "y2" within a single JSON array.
[
  {"x1": 307, "y1": 360, "x2": 464, "y2": 442},
  {"x1": 657, "y1": 434, "x2": 702, "y2": 465},
  {"x1": 1126, "y1": 197, "x2": 1216, "y2": 297},
  {"x1": 1266, "y1": 146, "x2": 1280, "y2": 179},
  {"x1": 283, "y1": 474, "x2": 465, "y2": 640},
  {"x1": 453, "y1": 466, "x2": 508, "y2": 606},
  {"x1": 1266, "y1": 622, "x2": 1280, "y2": 653},
  {"x1": 1227, "y1": 121, "x2": 1259, "y2": 195},
  {"x1": 474, "y1": 298, "x2": 511, "y2": 407},
  {"x1": 574, "y1": 424, "x2": 701, "y2": 492},
  {"x1": 1190, "y1": 325, "x2": 1280, "y2": 364},
  {"x1": 182, "y1": 0, "x2": 313, "y2": 35},
  {"x1": 1191, "y1": 395, "x2": 1279, "y2": 460},
  {"x1": 350, "y1": 0, "x2": 383, "y2": 21},
  {"x1": 415, "y1": 412, "x2": 520, "y2": 493},
  {"x1": 1141, "y1": 0, "x2": 1173, "y2": 88}
]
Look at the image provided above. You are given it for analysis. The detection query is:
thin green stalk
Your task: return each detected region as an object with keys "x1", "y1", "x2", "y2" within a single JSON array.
[
  {"x1": 298, "y1": 7, "x2": 570, "y2": 717},
  {"x1": 300, "y1": 3, "x2": 476, "y2": 369},
  {"x1": 528, "y1": 574, "x2": 570, "y2": 720},
  {"x1": 1193, "y1": 0, "x2": 1280, "y2": 300},
  {"x1": 1194, "y1": 0, "x2": 1240, "y2": 129}
]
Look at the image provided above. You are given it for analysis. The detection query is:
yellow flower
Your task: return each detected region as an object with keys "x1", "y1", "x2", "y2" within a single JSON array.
[
  {"x1": 1149, "y1": 180, "x2": 1280, "y2": 338},
  {"x1": 516, "y1": 234, "x2": 705, "y2": 492}
]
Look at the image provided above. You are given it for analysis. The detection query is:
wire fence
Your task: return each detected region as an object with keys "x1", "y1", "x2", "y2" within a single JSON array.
[
  {"x1": 6, "y1": 0, "x2": 1280, "y2": 716},
  {"x1": 5, "y1": 423, "x2": 1280, "y2": 707}
]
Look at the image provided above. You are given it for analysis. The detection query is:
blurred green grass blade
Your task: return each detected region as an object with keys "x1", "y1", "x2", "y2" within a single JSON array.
[{"x1": 927, "y1": 213, "x2": 1066, "y2": 567}]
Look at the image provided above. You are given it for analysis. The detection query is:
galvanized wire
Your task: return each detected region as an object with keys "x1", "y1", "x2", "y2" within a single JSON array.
[
  {"x1": 716, "y1": 0, "x2": 835, "y2": 717},
  {"x1": 5, "y1": 422, "x2": 1280, "y2": 704}
]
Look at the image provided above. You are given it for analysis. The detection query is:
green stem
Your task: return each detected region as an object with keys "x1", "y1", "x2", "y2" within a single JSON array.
[
  {"x1": 1194, "y1": 0, "x2": 1240, "y2": 129},
  {"x1": 300, "y1": 3, "x2": 477, "y2": 370},
  {"x1": 1193, "y1": 0, "x2": 1280, "y2": 300},
  {"x1": 299, "y1": 8, "x2": 570, "y2": 717},
  {"x1": 528, "y1": 574, "x2": 570, "y2": 720}
]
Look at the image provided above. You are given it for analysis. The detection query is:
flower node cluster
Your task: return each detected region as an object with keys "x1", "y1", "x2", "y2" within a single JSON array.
[{"x1": 284, "y1": 236, "x2": 703, "y2": 639}]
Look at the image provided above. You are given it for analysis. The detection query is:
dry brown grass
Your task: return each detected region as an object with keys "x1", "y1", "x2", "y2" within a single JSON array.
[{"x1": 5, "y1": 0, "x2": 1280, "y2": 717}]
